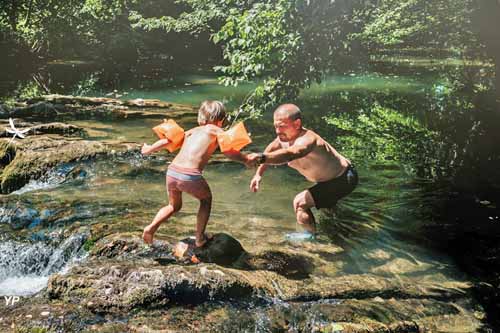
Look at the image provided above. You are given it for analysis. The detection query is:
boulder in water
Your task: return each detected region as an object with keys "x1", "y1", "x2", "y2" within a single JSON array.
[{"x1": 173, "y1": 233, "x2": 246, "y2": 266}]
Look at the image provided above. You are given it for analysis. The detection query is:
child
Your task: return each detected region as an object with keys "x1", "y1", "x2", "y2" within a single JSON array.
[{"x1": 141, "y1": 100, "x2": 257, "y2": 247}]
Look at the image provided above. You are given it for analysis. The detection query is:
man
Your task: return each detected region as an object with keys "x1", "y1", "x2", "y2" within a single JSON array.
[{"x1": 249, "y1": 104, "x2": 358, "y2": 237}]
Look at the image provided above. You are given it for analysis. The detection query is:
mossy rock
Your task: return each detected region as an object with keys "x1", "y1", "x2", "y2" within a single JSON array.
[
  {"x1": 5, "y1": 95, "x2": 198, "y2": 121},
  {"x1": 0, "y1": 140, "x2": 16, "y2": 167},
  {"x1": 0, "y1": 136, "x2": 139, "y2": 193}
]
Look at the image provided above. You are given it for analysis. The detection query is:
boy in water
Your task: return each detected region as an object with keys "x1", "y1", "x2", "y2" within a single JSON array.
[{"x1": 141, "y1": 100, "x2": 257, "y2": 247}]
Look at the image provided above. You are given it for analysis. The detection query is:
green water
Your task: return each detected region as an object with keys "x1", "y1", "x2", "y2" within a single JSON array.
[{"x1": 0, "y1": 57, "x2": 489, "y2": 330}]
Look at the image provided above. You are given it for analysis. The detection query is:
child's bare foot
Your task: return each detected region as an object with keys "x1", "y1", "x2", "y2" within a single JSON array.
[
  {"x1": 142, "y1": 226, "x2": 154, "y2": 244},
  {"x1": 195, "y1": 233, "x2": 212, "y2": 248}
]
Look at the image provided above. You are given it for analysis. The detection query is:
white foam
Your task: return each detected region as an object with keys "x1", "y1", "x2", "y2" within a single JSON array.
[
  {"x1": 0, "y1": 234, "x2": 86, "y2": 296},
  {"x1": 0, "y1": 276, "x2": 48, "y2": 296}
]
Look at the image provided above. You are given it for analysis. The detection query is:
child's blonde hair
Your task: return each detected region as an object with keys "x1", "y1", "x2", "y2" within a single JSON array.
[{"x1": 198, "y1": 100, "x2": 226, "y2": 125}]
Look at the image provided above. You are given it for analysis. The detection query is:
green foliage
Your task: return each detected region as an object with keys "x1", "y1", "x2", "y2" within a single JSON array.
[
  {"x1": 325, "y1": 104, "x2": 439, "y2": 177},
  {"x1": 130, "y1": 1, "x2": 230, "y2": 34},
  {"x1": 211, "y1": 1, "x2": 359, "y2": 117},
  {"x1": 213, "y1": 1, "x2": 302, "y2": 116},
  {"x1": 16, "y1": 80, "x2": 44, "y2": 100},
  {"x1": 0, "y1": 0, "x2": 139, "y2": 57},
  {"x1": 422, "y1": 68, "x2": 500, "y2": 184},
  {"x1": 354, "y1": 0, "x2": 477, "y2": 51},
  {"x1": 213, "y1": 2, "x2": 300, "y2": 84},
  {"x1": 72, "y1": 72, "x2": 100, "y2": 96}
]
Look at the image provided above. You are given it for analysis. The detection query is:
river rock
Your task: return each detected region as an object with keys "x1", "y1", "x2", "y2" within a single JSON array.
[
  {"x1": 0, "y1": 230, "x2": 488, "y2": 331},
  {"x1": 0, "y1": 136, "x2": 139, "y2": 193},
  {"x1": 0, "y1": 119, "x2": 86, "y2": 138},
  {"x1": 174, "y1": 233, "x2": 247, "y2": 266},
  {"x1": 1, "y1": 95, "x2": 197, "y2": 121}
]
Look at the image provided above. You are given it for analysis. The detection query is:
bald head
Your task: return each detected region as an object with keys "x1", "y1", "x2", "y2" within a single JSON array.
[
  {"x1": 273, "y1": 104, "x2": 303, "y2": 141},
  {"x1": 274, "y1": 104, "x2": 302, "y2": 121}
]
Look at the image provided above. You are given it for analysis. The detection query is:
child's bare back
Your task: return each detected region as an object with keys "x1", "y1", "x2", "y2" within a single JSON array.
[{"x1": 172, "y1": 124, "x2": 222, "y2": 172}]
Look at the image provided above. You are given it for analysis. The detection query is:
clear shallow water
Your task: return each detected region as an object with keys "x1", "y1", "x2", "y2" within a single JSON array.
[
  {"x1": 0, "y1": 154, "x2": 467, "y2": 294},
  {"x1": 0, "y1": 59, "x2": 484, "y2": 329}
]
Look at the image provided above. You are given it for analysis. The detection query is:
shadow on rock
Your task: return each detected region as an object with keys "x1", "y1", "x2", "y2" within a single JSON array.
[
  {"x1": 173, "y1": 233, "x2": 314, "y2": 280},
  {"x1": 246, "y1": 251, "x2": 314, "y2": 280}
]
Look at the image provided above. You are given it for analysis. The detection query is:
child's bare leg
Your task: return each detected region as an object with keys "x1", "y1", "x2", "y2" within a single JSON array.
[
  {"x1": 195, "y1": 196, "x2": 212, "y2": 247},
  {"x1": 143, "y1": 191, "x2": 182, "y2": 244}
]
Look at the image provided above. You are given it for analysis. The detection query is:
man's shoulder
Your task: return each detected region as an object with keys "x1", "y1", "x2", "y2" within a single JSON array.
[
  {"x1": 303, "y1": 128, "x2": 319, "y2": 136},
  {"x1": 295, "y1": 129, "x2": 317, "y2": 145}
]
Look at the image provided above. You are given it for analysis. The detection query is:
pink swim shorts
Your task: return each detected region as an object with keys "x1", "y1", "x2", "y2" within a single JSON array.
[{"x1": 166, "y1": 164, "x2": 211, "y2": 200}]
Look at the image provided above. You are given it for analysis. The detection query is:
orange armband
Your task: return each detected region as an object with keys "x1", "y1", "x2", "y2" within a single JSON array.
[
  {"x1": 152, "y1": 119, "x2": 185, "y2": 152},
  {"x1": 217, "y1": 122, "x2": 252, "y2": 153}
]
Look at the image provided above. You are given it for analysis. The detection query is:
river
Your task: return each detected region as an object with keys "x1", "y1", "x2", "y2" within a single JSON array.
[{"x1": 0, "y1": 53, "x2": 496, "y2": 331}]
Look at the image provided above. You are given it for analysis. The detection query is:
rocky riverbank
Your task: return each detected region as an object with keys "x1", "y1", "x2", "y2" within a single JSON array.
[{"x1": 0, "y1": 231, "x2": 488, "y2": 332}]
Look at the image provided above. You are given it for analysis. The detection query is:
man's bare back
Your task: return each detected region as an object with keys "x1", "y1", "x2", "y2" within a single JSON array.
[{"x1": 277, "y1": 129, "x2": 350, "y2": 182}]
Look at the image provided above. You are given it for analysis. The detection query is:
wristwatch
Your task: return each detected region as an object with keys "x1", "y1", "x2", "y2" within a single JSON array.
[{"x1": 257, "y1": 152, "x2": 266, "y2": 164}]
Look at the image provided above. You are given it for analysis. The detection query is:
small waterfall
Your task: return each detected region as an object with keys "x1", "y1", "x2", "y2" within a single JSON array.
[
  {"x1": 12, "y1": 163, "x2": 88, "y2": 195},
  {"x1": 0, "y1": 233, "x2": 87, "y2": 296}
]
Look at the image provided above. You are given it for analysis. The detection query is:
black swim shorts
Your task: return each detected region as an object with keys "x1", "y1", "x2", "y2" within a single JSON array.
[{"x1": 308, "y1": 165, "x2": 358, "y2": 209}]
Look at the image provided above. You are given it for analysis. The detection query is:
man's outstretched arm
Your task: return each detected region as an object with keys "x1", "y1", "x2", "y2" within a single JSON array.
[
  {"x1": 249, "y1": 138, "x2": 281, "y2": 192},
  {"x1": 223, "y1": 149, "x2": 258, "y2": 168},
  {"x1": 260, "y1": 135, "x2": 316, "y2": 165}
]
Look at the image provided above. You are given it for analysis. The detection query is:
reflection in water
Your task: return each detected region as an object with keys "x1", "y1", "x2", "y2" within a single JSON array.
[{"x1": 318, "y1": 164, "x2": 465, "y2": 283}]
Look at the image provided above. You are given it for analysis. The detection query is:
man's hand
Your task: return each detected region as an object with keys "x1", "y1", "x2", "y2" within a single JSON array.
[
  {"x1": 245, "y1": 153, "x2": 260, "y2": 168},
  {"x1": 250, "y1": 174, "x2": 262, "y2": 192},
  {"x1": 141, "y1": 143, "x2": 152, "y2": 155}
]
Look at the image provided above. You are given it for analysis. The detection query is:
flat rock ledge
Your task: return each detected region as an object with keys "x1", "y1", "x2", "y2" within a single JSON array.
[
  {"x1": 46, "y1": 258, "x2": 474, "y2": 311},
  {"x1": 0, "y1": 234, "x2": 487, "y2": 332},
  {"x1": 1, "y1": 94, "x2": 197, "y2": 120}
]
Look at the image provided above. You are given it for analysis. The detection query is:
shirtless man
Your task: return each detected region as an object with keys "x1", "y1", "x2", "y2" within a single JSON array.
[{"x1": 249, "y1": 104, "x2": 358, "y2": 236}]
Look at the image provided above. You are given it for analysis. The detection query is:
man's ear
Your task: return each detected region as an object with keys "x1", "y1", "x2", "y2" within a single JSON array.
[{"x1": 293, "y1": 118, "x2": 302, "y2": 129}]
